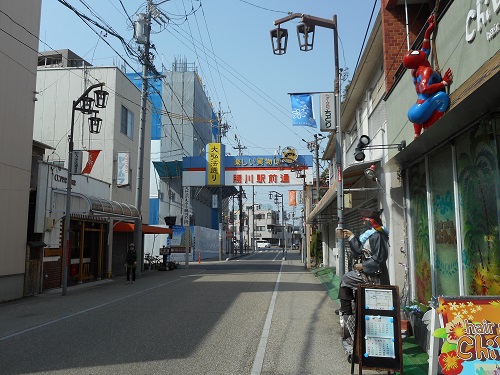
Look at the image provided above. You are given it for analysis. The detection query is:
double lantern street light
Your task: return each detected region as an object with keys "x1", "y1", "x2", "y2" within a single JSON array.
[
  {"x1": 269, "y1": 191, "x2": 286, "y2": 259},
  {"x1": 62, "y1": 83, "x2": 109, "y2": 296},
  {"x1": 270, "y1": 13, "x2": 346, "y2": 274}
]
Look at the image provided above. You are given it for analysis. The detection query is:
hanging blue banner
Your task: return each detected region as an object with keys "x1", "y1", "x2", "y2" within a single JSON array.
[{"x1": 290, "y1": 94, "x2": 317, "y2": 127}]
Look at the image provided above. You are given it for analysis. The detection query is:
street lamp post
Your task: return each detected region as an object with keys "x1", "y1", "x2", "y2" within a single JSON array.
[
  {"x1": 63, "y1": 82, "x2": 108, "y2": 296},
  {"x1": 270, "y1": 13, "x2": 345, "y2": 276},
  {"x1": 269, "y1": 191, "x2": 285, "y2": 259}
]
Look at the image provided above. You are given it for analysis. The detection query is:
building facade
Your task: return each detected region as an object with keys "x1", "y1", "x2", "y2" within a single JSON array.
[
  {"x1": 32, "y1": 52, "x2": 160, "y2": 290},
  {"x1": 384, "y1": 0, "x2": 500, "y2": 300},
  {"x1": 152, "y1": 60, "x2": 225, "y2": 230},
  {"x1": 310, "y1": 0, "x2": 500, "y2": 305},
  {"x1": 0, "y1": 0, "x2": 42, "y2": 302}
]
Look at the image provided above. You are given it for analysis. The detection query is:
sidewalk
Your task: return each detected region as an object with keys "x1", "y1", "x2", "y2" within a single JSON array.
[{"x1": 312, "y1": 267, "x2": 429, "y2": 375}]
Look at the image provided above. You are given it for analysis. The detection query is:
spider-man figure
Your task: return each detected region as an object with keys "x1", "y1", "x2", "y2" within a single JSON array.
[{"x1": 403, "y1": 15, "x2": 453, "y2": 138}]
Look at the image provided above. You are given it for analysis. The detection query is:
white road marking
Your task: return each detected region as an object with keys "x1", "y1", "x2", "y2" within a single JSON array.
[{"x1": 250, "y1": 261, "x2": 283, "y2": 375}]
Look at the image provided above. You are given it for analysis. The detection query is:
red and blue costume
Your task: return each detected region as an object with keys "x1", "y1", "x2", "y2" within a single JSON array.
[{"x1": 403, "y1": 15, "x2": 453, "y2": 138}]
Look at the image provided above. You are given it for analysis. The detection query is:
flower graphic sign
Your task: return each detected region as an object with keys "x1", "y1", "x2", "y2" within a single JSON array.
[{"x1": 434, "y1": 296, "x2": 500, "y2": 374}]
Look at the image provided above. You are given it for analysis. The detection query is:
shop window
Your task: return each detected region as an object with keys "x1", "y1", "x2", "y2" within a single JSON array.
[
  {"x1": 429, "y1": 146, "x2": 460, "y2": 296},
  {"x1": 408, "y1": 161, "x2": 432, "y2": 304},
  {"x1": 455, "y1": 119, "x2": 500, "y2": 295}
]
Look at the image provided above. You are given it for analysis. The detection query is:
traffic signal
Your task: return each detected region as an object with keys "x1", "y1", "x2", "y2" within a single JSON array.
[{"x1": 354, "y1": 135, "x2": 371, "y2": 161}]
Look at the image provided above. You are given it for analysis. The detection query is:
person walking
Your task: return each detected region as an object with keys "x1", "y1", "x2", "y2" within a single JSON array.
[{"x1": 126, "y1": 243, "x2": 137, "y2": 284}]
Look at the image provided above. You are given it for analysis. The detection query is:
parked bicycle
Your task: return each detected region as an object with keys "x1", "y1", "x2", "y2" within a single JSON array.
[{"x1": 144, "y1": 253, "x2": 162, "y2": 270}]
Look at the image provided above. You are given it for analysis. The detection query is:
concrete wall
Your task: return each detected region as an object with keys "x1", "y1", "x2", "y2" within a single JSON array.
[{"x1": 0, "y1": 0, "x2": 42, "y2": 302}]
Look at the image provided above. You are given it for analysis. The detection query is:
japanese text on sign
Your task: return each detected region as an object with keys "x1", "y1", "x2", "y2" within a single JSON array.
[
  {"x1": 208, "y1": 143, "x2": 221, "y2": 186},
  {"x1": 232, "y1": 173, "x2": 290, "y2": 185}
]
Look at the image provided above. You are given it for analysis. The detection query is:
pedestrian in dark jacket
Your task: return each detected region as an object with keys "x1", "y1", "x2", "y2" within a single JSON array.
[
  {"x1": 126, "y1": 243, "x2": 137, "y2": 284},
  {"x1": 336, "y1": 208, "x2": 390, "y2": 315}
]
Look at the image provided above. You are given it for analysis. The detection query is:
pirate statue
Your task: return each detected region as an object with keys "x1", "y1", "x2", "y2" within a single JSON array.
[{"x1": 336, "y1": 208, "x2": 390, "y2": 316}]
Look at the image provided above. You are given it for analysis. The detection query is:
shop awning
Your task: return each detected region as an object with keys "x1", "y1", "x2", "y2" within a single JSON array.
[
  {"x1": 307, "y1": 160, "x2": 382, "y2": 224},
  {"x1": 308, "y1": 181, "x2": 339, "y2": 224},
  {"x1": 52, "y1": 190, "x2": 141, "y2": 221},
  {"x1": 153, "y1": 160, "x2": 183, "y2": 178},
  {"x1": 88, "y1": 196, "x2": 140, "y2": 218},
  {"x1": 113, "y1": 222, "x2": 172, "y2": 235}
]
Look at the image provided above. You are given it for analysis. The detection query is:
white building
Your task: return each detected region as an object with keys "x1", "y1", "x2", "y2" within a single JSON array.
[
  {"x1": 34, "y1": 51, "x2": 151, "y2": 219},
  {"x1": 31, "y1": 50, "x2": 172, "y2": 290},
  {"x1": 0, "y1": 1, "x2": 42, "y2": 302},
  {"x1": 231, "y1": 205, "x2": 294, "y2": 250}
]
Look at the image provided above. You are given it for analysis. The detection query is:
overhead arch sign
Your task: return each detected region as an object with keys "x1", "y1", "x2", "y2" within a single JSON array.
[{"x1": 182, "y1": 152, "x2": 313, "y2": 187}]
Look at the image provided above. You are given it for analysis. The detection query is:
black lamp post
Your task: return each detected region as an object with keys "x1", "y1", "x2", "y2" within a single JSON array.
[
  {"x1": 271, "y1": 12, "x2": 345, "y2": 274},
  {"x1": 63, "y1": 82, "x2": 108, "y2": 296},
  {"x1": 269, "y1": 191, "x2": 285, "y2": 259}
]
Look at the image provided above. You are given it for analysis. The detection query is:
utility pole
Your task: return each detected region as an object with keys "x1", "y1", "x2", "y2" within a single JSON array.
[
  {"x1": 216, "y1": 106, "x2": 229, "y2": 260},
  {"x1": 305, "y1": 134, "x2": 326, "y2": 204},
  {"x1": 133, "y1": 4, "x2": 152, "y2": 267},
  {"x1": 231, "y1": 195, "x2": 235, "y2": 256},
  {"x1": 233, "y1": 135, "x2": 246, "y2": 254},
  {"x1": 314, "y1": 134, "x2": 321, "y2": 203},
  {"x1": 252, "y1": 186, "x2": 255, "y2": 251}
]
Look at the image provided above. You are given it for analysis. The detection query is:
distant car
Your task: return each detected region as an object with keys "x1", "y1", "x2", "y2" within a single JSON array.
[
  {"x1": 255, "y1": 240, "x2": 271, "y2": 249},
  {"x1": 292, "y1": 243, "x2": 299, "y2": 249}
]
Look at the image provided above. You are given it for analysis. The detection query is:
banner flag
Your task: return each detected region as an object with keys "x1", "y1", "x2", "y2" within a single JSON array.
[
  {"x1": 81, "y1": 150, "x2": 101, "y2": 174},
  {"x1": 289, "y1": 190, "x2": 297, "y2": 206},
  {"x1": 290, "y1": 94, "x2": 316, "y2": 127}
]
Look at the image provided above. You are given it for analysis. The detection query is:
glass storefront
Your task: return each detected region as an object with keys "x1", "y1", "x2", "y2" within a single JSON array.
[
  {"x1": 409, "y1": 162, "x2": 432, "y2": 303},
  {"x1": 429, "y1": 146, "x2": 459, "y2": 296},
  {"x1": 408, "y1": 116, "x2": 500, "y2": 300},
  {"x1": 456, "y1": 119, "x2": 500, "y2": 295}
]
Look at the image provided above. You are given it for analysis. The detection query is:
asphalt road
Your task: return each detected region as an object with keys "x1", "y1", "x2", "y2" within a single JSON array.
[{"x1": 0, "y1": 249, "x2": 384, "y2": 374}]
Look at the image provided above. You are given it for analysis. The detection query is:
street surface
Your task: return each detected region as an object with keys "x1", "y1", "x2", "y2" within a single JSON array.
[{"x1": 0, "y1": 249, "x2": 384, "y2": 374}]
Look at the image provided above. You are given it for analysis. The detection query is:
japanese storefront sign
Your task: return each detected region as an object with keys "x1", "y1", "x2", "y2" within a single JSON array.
[
  {"x1": 182, "y1": 186, "x2": 191, "y2": 226},
  {"x1": 70, "y1": 151, "x2": 83, "y2": 175},
  {"x1": 117, "y1": 152, "x2": 130, "y2": 187},
  {"x1": 207, "y1": 142, "x2": 221, "y2": 186},
  {"x1": 182, "y1": 154, "x2": 313, "y2": 187},
  {"x1": 320, "y1": 92, "x2": 336, "y2": 132},
  {"x1": 434, "y1": 296, "x2": 500, "y2": 374}
]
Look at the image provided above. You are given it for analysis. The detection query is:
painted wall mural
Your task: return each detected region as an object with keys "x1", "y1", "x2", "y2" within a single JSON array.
[
  {"x1": 409, "y1": 162, "x2": 432, "y2": 304},
  {"x1": 429, "y1": 147, "x2": 459, "y2": 296},
  {"x1": 456, "y1": 121, "x2": 500, "y2": 296}
]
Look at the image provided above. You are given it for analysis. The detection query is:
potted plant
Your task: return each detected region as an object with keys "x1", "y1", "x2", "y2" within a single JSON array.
[{"x1": 404, "y1": 301, "x2": 432, "y2": 351}]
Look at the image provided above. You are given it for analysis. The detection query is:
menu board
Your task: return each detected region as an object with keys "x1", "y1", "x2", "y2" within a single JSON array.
[
  {"x1": 365, "y1": 315, "x2": 395, "y2": 358},
  {"x1": 365, "y1": 289, "x2": 394, "y2": 310},
  {"x1": 354, "y1": 285, "x2": 403, "y2": 374}
]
